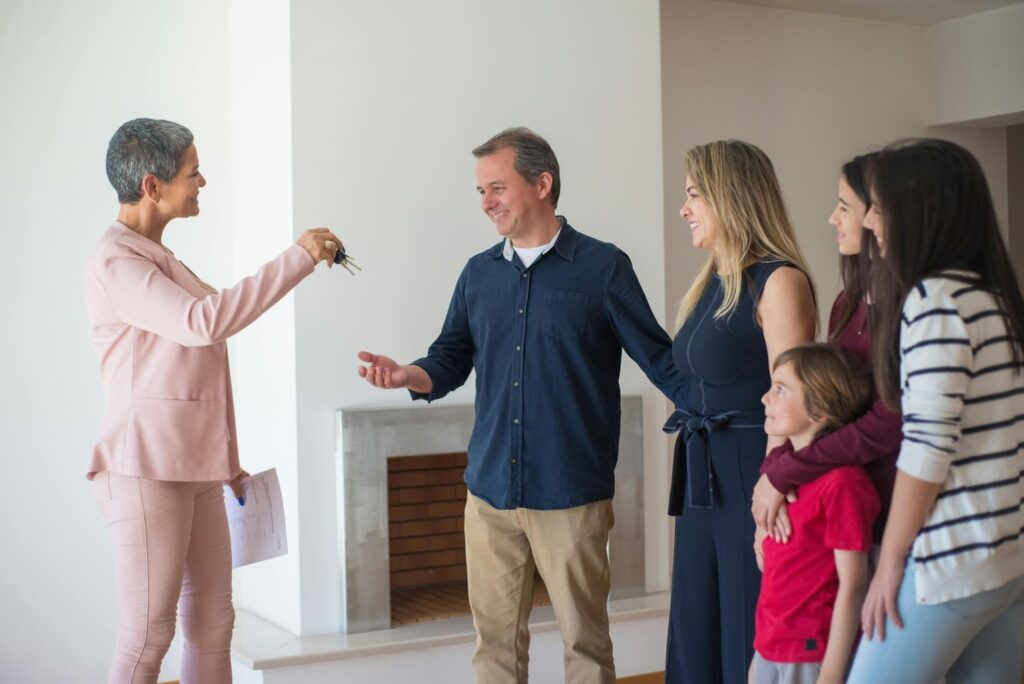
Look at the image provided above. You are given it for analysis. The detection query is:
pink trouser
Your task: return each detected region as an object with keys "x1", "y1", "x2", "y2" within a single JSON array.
[{"x1": 93, "y1": 471, "x2": 235, "y2": 684}]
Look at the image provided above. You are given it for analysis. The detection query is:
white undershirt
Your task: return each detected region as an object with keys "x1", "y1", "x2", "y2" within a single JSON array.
[{"x1": 503, "y1": 229, "x2": 561, "y2": 269}]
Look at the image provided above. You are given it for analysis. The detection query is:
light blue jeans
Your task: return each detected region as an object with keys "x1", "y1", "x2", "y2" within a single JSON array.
[{"x1": 848, "y1": 561, "x2": 1024, "y2": 684}]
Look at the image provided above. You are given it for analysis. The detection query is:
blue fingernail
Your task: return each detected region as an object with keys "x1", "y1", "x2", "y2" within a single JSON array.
[{"x1": 238, "y1": 497, "x2": 245, "y2": 506}]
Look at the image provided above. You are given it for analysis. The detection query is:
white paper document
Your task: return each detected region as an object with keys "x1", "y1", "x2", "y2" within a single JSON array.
[{"x1": 224, "y1": 468, "x2": 288, "y2": 568}]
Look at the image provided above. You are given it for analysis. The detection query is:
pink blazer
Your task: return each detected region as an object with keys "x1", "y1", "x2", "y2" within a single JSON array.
[{"x1": 85, "y1": 222, "x2": 315, "y2": 481}]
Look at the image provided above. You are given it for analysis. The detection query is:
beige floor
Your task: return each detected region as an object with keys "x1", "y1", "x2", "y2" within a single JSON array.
[
  {"x1": 162, "y1": 677, "x2": 664, "y2": 684},
  {"x1": 163, "y1": 674, "x2": 665, "y2": 684}
]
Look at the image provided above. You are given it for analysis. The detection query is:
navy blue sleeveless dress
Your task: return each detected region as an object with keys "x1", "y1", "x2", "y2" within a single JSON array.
[{"x1": 664, "y1": 261, "x2": 789, "y2": 683}]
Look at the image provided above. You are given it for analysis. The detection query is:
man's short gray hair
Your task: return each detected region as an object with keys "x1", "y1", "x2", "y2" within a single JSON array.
[
  {"x1": 106, "y1": 118, "x2": 194, "y2": 204},
  {"x1": 472, "y1": 127, "x2": 561, "y2": 208}
]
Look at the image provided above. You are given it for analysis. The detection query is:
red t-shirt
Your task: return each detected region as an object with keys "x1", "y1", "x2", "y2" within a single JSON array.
[{"x1": 754, "y1": 464, "x2": 879, "y2": 663}]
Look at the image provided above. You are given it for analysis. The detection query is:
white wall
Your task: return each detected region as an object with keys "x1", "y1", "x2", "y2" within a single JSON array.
[
  {"x1": 661, "y1": 0, "x2": 1009, "y2": 333},
  {"x1": 927, "y1": 3, "x2": 1024, "y2": 126},
  {"x1": 283, "y1": 0, "x2": 673, "y2": 631},
  {"x1": 226, "y1": 0, "x2": 308, "y2": 636},
  {"x1": 0, "y1": 1, "x2": 233, "y2": 680},
  {"x1": 1010, "y1": 124, "x2": 1024, "y2": 271}
]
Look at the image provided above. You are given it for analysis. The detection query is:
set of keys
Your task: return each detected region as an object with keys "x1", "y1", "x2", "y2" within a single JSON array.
[{"x1": 333, "y1": 247, "x2": 362, "y2": 275}]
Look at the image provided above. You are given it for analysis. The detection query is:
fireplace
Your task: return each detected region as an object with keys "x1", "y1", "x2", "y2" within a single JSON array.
[
  {"x1": 335, "y1": 397, "x2": 644, "y2": 634},
  {"x1": 387, "y1": 451, "x2": 551, "y2": 625}
]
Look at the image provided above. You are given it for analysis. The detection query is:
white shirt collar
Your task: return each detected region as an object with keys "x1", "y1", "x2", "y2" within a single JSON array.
[{"x1": 502, "y1": 228, "x2": 561, "y2": 262}]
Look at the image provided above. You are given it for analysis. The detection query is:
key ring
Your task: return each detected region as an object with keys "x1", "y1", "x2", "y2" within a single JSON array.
[{"x1": 333, "y1": 248, "x2": 362, "y2": 275}]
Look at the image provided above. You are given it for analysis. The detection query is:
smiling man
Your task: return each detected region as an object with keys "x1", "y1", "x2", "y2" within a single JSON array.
[{"x1": 357, "y1": 127, "x2": 687, "y2": 683}]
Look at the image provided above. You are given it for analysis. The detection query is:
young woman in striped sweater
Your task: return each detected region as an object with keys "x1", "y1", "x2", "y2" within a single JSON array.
[{"x1": 847, "y1": 139, "x2": 1024, "y2": 683}]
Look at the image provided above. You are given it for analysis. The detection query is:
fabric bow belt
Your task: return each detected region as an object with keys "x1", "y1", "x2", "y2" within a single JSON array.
[{"x1": 662, "y1": 407, "x2": 765, "y2": 509}]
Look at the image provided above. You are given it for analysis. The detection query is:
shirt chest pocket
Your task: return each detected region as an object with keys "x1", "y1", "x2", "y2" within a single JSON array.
[{"x1": 532, "y1": 288, "x2": 590, "y2": 341}]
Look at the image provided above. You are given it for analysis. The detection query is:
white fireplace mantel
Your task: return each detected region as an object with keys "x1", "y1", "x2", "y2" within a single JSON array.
[{"x1": 335, "y1": 396, "x2": 647, "y2": 634}]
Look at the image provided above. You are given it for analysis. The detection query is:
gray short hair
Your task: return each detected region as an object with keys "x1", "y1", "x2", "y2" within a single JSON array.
[
  {"x1": 472, "y1": 127, "x2": 561, "y2": 208},
  {"x1": 106, "y1": 118, "x2": 194, "y2": 204}
]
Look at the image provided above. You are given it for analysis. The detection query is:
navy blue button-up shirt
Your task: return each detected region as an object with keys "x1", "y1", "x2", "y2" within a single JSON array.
[{"x1": 412, "y1": 220, "x2": 688, "y2": 510}]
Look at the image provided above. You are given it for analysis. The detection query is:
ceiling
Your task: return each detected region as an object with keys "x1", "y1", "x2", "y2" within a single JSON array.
[{"x1": 703, "y1": 0, "x2": 1023, "y2": 25}]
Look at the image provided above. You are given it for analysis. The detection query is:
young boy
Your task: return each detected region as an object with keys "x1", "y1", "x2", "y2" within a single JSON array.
[{"x1": 751, "y1": 344, "x2": 880, "y2": 684}]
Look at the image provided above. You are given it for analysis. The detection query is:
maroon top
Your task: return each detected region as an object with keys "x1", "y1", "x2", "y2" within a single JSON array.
[{"x1": 761, "y1": 295, "x2": 901, "y2": 542}]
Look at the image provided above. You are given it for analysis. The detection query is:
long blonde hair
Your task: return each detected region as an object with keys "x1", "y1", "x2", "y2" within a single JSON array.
[{"x1": 676, "y1": 140, "x2": 814, "y2": 329}]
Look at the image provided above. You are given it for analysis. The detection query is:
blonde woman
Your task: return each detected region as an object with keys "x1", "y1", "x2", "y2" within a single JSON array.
[{"x1": 662, "y1": 140, "x2": 816, "y2": 683}]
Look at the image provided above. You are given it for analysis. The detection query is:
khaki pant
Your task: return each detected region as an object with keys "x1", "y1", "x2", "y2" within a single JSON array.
[{"x1": 464, "y1": 494, "x2": 616, "y2": 684}]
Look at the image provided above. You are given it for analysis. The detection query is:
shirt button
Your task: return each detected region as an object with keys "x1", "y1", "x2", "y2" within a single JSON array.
[
  {"x1": 518, "y1": 308, "x2": 524, "y2": 314},
  {"x1": 511, "y1": 458, "x2": 518, "y2": 464},
  {"x1": 522, "y1": 273, "x2": 528, "y2": 279},
  {"x1": 513, "y1": 381, "x2": 519, "y2": 387},
  {"x1": 513, "y1": 418, "x2": 520, "y2": 424},
  {"x1": 515, "y1": 345, "x2": 522, "y2": 351}
]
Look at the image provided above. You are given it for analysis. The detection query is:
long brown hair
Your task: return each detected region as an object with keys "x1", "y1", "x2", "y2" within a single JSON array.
[
  {"x1": 829, "y1": 153, "x2": 876, "y2": 342},
  {"x1": 868, "y1": 139, "x2": 1024, "y2": 408}
]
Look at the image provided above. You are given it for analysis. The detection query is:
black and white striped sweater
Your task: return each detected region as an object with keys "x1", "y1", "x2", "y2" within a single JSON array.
[{"x1": 899, "y1": 274, "x2": 1024, "y2": 603}]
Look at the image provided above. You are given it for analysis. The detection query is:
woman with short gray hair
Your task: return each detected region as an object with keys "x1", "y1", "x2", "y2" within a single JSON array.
[{"x1": 86, "y1": 118, "x2": 344, "y2": 683}]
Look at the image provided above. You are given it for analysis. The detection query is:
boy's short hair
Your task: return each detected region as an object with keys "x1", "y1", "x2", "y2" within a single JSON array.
[{"x1": 773, "y1": 343, "x2": 872, "y2": 438}]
